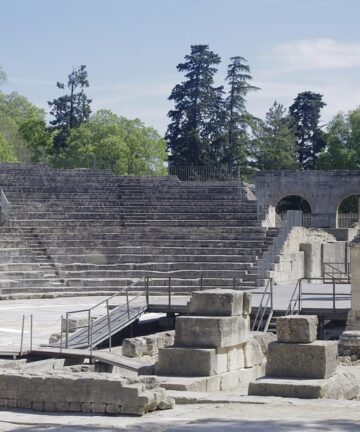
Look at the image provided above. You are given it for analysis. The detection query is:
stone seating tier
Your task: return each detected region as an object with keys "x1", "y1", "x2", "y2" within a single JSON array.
[{"x1": 0, "y1": 164, "x2": 279, "y2": 298}]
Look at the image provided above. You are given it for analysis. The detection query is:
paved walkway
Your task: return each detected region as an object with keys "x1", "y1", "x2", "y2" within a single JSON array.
[{"x1": 0, "y1": 281, "x2": 352, "y2": 353}]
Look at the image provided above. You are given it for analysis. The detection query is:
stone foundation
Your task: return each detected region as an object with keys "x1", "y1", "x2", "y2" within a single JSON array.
[
  {"x1": 155, "y1": 289, "x2": 275, "y2": 391},
  {"x1": 0, "y1": 370, "x2": 173, "y2": 416}
]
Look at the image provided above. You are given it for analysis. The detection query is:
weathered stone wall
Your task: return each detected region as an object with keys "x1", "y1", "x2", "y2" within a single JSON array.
[
  {"x1": 0, "y1": 370, "x2": 172, "y2": 415},
  {"x1": 270, "y1": 227, "x2": 336, "y2": 284}
]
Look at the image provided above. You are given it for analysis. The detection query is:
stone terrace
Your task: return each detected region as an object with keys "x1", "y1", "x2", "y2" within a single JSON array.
[{"x1": 0, "y1": 163, "x2": 278, "y2": 299}]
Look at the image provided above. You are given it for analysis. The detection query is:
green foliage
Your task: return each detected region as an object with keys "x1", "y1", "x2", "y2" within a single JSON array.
[
  {"x1": 166, "y1": 45, "x2": 224, "y2": 166},
  {"x1": 254, "y1": 102, "x2": 298, "y2": 170},
  {"x1": 0, "y1": 91, "x2": 45, "y2": 161},
  {"x1": 316, "y1": 108, "x2": 360, "y2": 170},
  {"x1": 64, "y1": 110, "x2": 167, "y2": 175},
  {"x1": 18, "y1": 119, "x2": 53, "y2": 162},
  {"x1": 289, "y1": 91, "x2": 326, "y2": 170},
  {"x1": 0, "y1": 133, "x2": 17, "y2": 162},
  {"x1": 48, "y1": 65, "x2": 92, "y2": 150},
  {"x1": 224, "y1": 56, "x2": 259, "y2": 167}
]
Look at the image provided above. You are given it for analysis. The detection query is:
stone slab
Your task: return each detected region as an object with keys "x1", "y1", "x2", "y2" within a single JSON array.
[
  {"x1": 156, "y1": 346, "x2": 217, "y2": 376},
  {"x1": 175, "y1": 315, "x2": 249, "y2": 348},
  {"x1": 266, "y1": 340, "x2": 338, "y2": 379},
  {"x1": 277, "y1": 315, "x2": 318, "y2": 343},
  {"x1": 248, "y1": 369, "x2": 359, "y2": 399},
  {"x1": 188, "y1": 289, "x2": 251, "y2": 317}
]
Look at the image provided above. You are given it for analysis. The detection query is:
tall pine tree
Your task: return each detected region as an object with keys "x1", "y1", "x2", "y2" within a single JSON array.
[
  {"x1": 48, "y1": 65, "x2": 92, "y2": 150},
  {"x1": 166, "y1": 45, "x2": 224, "y2": 166},
  {"x1": 224, "y1": 56, "x2": 259, "y2": 166},
  {"x1": 289, "y1": 91, "x2": 326, "y2": 169}
]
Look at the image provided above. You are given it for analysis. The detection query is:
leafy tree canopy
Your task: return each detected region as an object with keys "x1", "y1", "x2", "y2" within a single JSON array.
[
  {"x1": 0, "y1": 91, "x2": 45, "y2": 161},
  {"x1": 254, "y1": 102, "x2": 298, "y2": 171},
  {"x1": 65, "y1": 110, "x2": 167, "y2": 175},
  {"x1": 316, "y1": 108, "x2": 360, "y2": 170}
]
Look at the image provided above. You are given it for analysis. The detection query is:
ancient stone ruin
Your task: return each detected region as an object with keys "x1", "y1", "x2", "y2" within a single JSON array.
[
  {"x1": 155, "y1": 289, "x2": 275, "y2": 392},
  {"x1": 249, "y1": 315, "x2": 359, "y2": 399}
]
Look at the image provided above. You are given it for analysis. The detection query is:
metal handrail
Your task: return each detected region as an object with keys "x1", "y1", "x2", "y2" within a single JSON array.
[
  {"x1": 286, "y1": 276, "x2": 351, "y2": 315},
  {"x1": 323, "y1": 262, "x2": 350, "y2": 282},
  {"x1": 19, "y1": 314, "x2": 33, "y2": 354},
  {"x1": 64, "y1": 277, "x2": 145, "y2": 350},
  {"x1": 251, "y1": 278, "x2": 273, "y2": 331}
]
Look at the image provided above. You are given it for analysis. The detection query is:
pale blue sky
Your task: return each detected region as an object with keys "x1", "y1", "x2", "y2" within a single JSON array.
[{"x1": 1, "y1": 0, "x2": 360, "y2": 134}]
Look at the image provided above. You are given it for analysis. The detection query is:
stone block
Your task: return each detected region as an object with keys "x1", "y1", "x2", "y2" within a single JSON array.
[
  {"x1": 238, "y1": 364, "x2": 266, "y2": 387},
  {"x1": 69, "y1": 401, "x2": 82, "y2": 412},
  {"x1": 266, "y1": 340, "x2": 338, "y2": 379},
  {"x1": 91, "y1": 402, "x2": 106, "y2": 413},
  {"x1": 277, "y1": 315, "x2": 318, "y2": 343},
  {"x1": 249, "y1": 369, "x2": 359, "y2": 400},
  {"x1": 215, "y1": 348, "x2": 228, "y2": 374},
  {"x1": 122, "y1": 337, "x2": 146, "y2": 358},
  {"x1": 106, "y1": 403, "x2": 121, "y2": 414},
  {"x1": 188, "y1": 289, "x2": 249, "y2": 316},
  {"x1": 156, "y1": 346, "x2": 217, "y2": 376},
  {"x1": 175, "y1": 315, "x2": 249, "y2": 348},
  {"x1": 18, "y1": 400, "x2": 32, "y2": 409},
  {"x1": 244, "y1": 337, "x2": 264, "y2": 368},
  {"x1": 221, "y1": 371, "x2": 241, "y2": 391}
]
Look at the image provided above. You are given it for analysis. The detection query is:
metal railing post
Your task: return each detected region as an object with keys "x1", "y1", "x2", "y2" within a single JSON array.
[
  {"x1": 106, "y1": 299, "x2": 112, "y2": 352},
  {"x1": 145, "y1": 276, "x2": 149, "y2": 306},
  {"x1": 92, "y1": 154, "x2": 97, "y2": 170},
  {"x1": 30, "y1": 314, "x2": 33, "y2": 352},
  {"x1": 270, "y1": 279, "x2": 274, "y2": 311},
  {"x1": 332, "y1": 278, "x2": 336, "y2": 311},
  {"x1": 298, "y1": 279, "x2": 302, "y2": 314},
  {"x1": 65, "y1": 312, "x2": 69, "y2": 349},
  {"x1": 87, "y1": 310, "x2": 91, "y2": 345},
  {"x1": 90, "y1": 320, "x2": 93, "y2": 362},
  {"x1": 19, "y1": 315, "x2": 25, "y2": 354},
  {"x1": 126, "y1": 288, "x2": 130, "y2": 320},
  {"x1": 60, "y1": 315, "x2": 63, "y2": 355},
  {"x1": 168, "y1": 277, "x2": 171, "y2": 309}
]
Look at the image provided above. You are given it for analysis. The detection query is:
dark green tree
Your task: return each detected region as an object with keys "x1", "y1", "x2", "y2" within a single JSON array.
[
  {"x1": 289, "y1": 91, "x2": 326, "y2": 169},
  {"x1": 166, "y1": 45, "x2": 224, "y2": 166},
  {"x1": 48, "y1": 65, "x2": 92, "y2": 150},
  {"x1": 224, "y1": 56, "x2": 259, "y2": 166},
  {"x1": 255, "y1": 102, "x2": 298, "y2": 170}
]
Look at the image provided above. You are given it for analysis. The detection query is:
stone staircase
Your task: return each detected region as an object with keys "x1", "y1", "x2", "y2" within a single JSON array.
[{"x1": 0, "y1": 163, "x2": 279, "y2": 299}]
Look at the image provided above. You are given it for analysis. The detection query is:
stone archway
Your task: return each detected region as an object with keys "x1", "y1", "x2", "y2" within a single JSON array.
[{"x1": 252, "y1": 171, "x2": 360, "y2": 228}]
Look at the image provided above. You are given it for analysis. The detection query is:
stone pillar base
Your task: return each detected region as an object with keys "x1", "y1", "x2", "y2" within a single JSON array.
[{"x1": 339, "y1": 330, "x2": 360, "y2": 358}]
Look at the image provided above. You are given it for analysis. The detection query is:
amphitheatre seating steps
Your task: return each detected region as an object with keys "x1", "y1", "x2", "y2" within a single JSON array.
[{"x1": 0, "y1": 164, "x2": 279, "y2": 298}]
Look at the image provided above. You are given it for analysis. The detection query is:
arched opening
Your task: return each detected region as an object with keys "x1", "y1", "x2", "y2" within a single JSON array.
[
  {"x1": 337, "y1": 195, "x2": 360, "y2": 228},
  {"x1": 275, "y1": 195, "x2": 312, "y2": 227}
]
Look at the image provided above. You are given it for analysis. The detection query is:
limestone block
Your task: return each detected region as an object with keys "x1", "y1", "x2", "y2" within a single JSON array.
[
  {"x1": 252, "y1": 331, "x2": 277, "y2": 356},
  {"x1": 188, "y1": 289, "x2": 250, "y2": 316},
  {"x1": 227, "y1": 345, "x2": 245, "y2": 371},
  {"x1": 339, "y1": 330, "x2": 360, "y2": 356},
  {"x1": 277, "y1": 315, "x2": 318, "y2": 343},
  {"x1": 244, "y1": 338, "x2": 264, "y2": 368},
  {"x1": 238, "y1": 364, "x2": 266, "y2": 387},
  {"x1": 249, "y1": 369, "x2": 359, "y2": 399},
  {"x1": 122, "y1": 337, "x2": 146, "y2": 358},
  {"x1": 215, "y1": 348, "x2": 228, "y2": 374},
  {"x1": 221, "y1": 371, "x2": 241, "y2": 391},
  {"x1": 266, "y1": 341, "x2": 338, "y2": 379},
  {"x1": 175, "y1": 315, "x2": 249, "y2": 348},
  {"x1": 156, "y1": 346, "x2": 217, "y2": 376}
]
